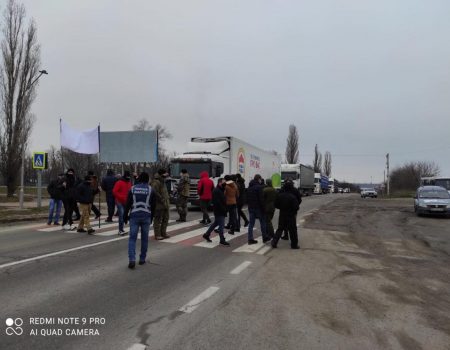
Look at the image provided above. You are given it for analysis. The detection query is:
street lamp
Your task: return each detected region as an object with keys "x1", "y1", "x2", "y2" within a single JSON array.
[{"x1": 19, "y1": 69, "x2": 48, "y2": 209}]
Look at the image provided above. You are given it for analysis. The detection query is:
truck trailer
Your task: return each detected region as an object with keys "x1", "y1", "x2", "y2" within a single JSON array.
[
  {"x1": 314, "y1": 173, "x2": 330, "y2": 194},
  {"x1": 280, "y1": 164, "x2": 315, "y2": 196},
  {"x1": 169, "y1": 136, "x2": 281, "y2": 204}
]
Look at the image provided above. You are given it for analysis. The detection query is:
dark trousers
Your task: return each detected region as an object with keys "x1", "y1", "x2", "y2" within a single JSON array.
[
  {"x1": 200, "y1": 199, "x2": 210, "y2": 223},
  {"x1": 73, "y1": 203, "x2": 80, "y2": 219},
  {"x1": 62, "y1": 198, "x2": 75, "y2": 226},
  {"x1": 91, "y1": 202, "x2": 100, "y2": 217},
  {"x1": 237, "y1": 203, "x2": 248, "y2": 226},
  {"x1": 272, "y1": 212, "x2": 298, "y2": 248},
  {"x1": 106, "y1": 192, "x2": 115, "y2": 220},
  {"x1": 204, "y1": 215, "x2": 225, "y2": 242},
  {"x1": 227, "y1": 204, "x2": 238, "y2": 231},
  {"x1": 265, "y1": 209, "x2": 275, "y2": 238}
]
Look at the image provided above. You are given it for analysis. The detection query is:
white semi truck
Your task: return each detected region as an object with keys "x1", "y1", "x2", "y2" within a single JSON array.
[
  {"x1": 169, "y1": 136, "x2": 281, "y2": 204},
  {"x1": 280, "y1": 164, "x2": 315, "y2": 196}
]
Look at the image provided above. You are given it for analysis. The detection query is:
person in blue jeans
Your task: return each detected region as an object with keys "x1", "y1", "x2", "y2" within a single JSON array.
[
  {"x1": 123, "y1": 172, "x2": 156, "y2": 269},
  {"x1": 246, "y1": 174, "x2": 268, "y2": 244},
  {"x1": 46, "y1": 174, "x2": 64, "y2": 225},
  {"x1": 202, "y1": 178, "x2": 230, "y2": 246}
]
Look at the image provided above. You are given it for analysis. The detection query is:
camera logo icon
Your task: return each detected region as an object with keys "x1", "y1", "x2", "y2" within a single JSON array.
[{"x1": 5, "y1": 318, "x2": 23, "y2": 336}]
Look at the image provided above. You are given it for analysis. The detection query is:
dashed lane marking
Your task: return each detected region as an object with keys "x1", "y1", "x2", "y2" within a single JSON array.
[
  {"x1": 178, "y1": 286, "x2": 220, "y2": 314},
  {"x1": 230, "y1": 261, "x2": 252, "y2": 274}
]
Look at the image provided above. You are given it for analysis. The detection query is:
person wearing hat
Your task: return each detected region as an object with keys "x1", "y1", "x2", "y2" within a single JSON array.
[
  {"x1": 175, "y1": 169, "x2": 190, "y2": 222},
  {"x1": 113, "y1": 170, "x2": 132, "y2": 236},
  {"x1": 123, "y1": 172, "x2": 156, "y2": 269},
  {"x1": 151, "y1": 169, "x2": 171, "y2": 240}
]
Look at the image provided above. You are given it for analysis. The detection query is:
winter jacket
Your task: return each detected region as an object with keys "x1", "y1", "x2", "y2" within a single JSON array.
[
  {"x1": 263, "y1": 185, "x2": 277, "y2": 214},
  {"x1": 62, "y1": 173, "x2": 77, "y2": 200},
  {"x1": 112, "y1": 178, "x2": 132, "y2": 205},
  {"x1": 151, "y1": 173, "x2": 170, "y2": 210},
  {"x1": 282, "y1": 186, "x2": 302, "y2": 205},
  {"x1": 212, "y1": 185, "x2": 227, "y2": 217},
  {"x1": 177, "y1": 174, "x2": 190, "y2": 197},
  {"x1": 47, "y1": 178, "x2": 64, "y2": 200},
  {"x1": 101, "y1": 175, "x2": 117, "y2": 194},
  {"x1": 246, "y1": 179, "x2": 265, "y2": 212},
  {"x1": 76, "y1": 180, "x2": 94, "y2": 204},
  {"x1": 236, "y1": 179, "x2": 246, "y2": 206},
  {"x1": 274, "y1": 191, "x2": 299, "y2": 215},
  {"x1": 197, "y1": 171, "x2": 214, "y2": 201},
  {"x1": 224, "y1": 181, "x2": 239, "y2": 205}
]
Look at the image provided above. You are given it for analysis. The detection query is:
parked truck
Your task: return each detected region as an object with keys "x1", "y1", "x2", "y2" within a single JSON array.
[
  {"x1": 169, "y1": 136, "x2": 281, "y2": 204},
  {"x1": 314, "y1": 173, "x2": 330, "y2": 194},
  {"x1": 280, "y1": 164, "x2": 315, "y2": 196}
]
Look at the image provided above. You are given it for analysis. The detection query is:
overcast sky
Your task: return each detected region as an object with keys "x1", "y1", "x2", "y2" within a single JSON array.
[{"x1": 16, "y1": 0, "x2": 450, "y2": 182}]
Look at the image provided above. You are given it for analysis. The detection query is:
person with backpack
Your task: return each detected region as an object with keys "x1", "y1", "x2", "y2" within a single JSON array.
[{"x1": 124, "y1": 172, "x2": 156, "y2": 269}]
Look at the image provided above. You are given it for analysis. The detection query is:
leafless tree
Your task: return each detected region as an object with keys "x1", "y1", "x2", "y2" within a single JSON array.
[
  {"x1": 390, "y1": 161, "x2": 440, "y2": 193},
  {"x1": 285, "y1": 124, "x2": 299, "y2": 164},
  {"x1": 0, "y1": 0, "x2": 41, "y2": 196},
  {"x1": 323, "y1": 151, "x2": 332, "y2": 176},
  {"x1": 313, "y1": 144, "x2": 322, "y2": 173}
]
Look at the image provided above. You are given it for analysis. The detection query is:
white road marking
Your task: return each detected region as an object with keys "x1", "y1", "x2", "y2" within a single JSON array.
[
  {"x1": 126, "y1": 344, "x2": 147, "y2": 350},
  {"x1": 163, "y1": 228, "x2": 206, "y2": 243},
  {"x1": 0, "y1": 236, "x2": 128, "y2": 269},
  {"x1": 232, "y1": 240, "x2": 267, "y2": 253},
  {"x1": 257, "y1": 245, "x2": 272, "y2": 255},
  {"x1": 39, "y1": 222, "x2": 117, "y2": 232},
  {"x1": 179, "y1": 286, "x2": 220, "y2": 313},
  {"x1": 194, "y1": 230, "x2": 246, "y2": 248},
  {"x1": 230, "y1": 261, "x2": 252, "y2": 274}
]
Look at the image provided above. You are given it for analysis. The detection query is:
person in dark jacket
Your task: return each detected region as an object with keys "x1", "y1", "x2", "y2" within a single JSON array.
[
  {"x1": 47, "y1": 174, "x2": 65, "y2": 225},
  {"x1": 202, "y1": 178, "x2": 230, "y2": 246},
  {"x1": 246, "y1": 174, "x2": 268, "y2": 244},
  {"x1": 235, "y1": 173, "x2": 249, "y2": 228},
  {"x1": 123, "y1": 172, "x2": 156, "y2": 269},
  {"x1": 101, "y1": 169, "x2": 117, "y2": 222},
  {"x1": 87, "y1": 170, "x2": 101, "y2": 219},
  {"x1": 263, "y1": 178, "x2": 277, "y2": 240},
  {"x1": 76, "y1": 175, "x2": 95, "y2": 234},
  {"x1": 62, "y1": 169, "x2": 77, "y2": 230},
  {"x1": 271, "y1": 181, "x2": 300, "y2": 249},
  {"x1": 280, "y1": 179, "x2": 302, "y2": 240}
]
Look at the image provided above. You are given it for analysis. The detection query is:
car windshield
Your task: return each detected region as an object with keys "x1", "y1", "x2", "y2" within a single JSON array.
[
  {"x1": 419, "y1": 190, "x2": 450, "y2": 199},
  {"x1": 170, "y1": 162, "x2": 211, "y2": 179},
  {"x1": 434, "y1": 179, "x2": 450, "y2": 191},
  {"x1": 281, "y1": 171, "x2": 297, "y2": 181}
]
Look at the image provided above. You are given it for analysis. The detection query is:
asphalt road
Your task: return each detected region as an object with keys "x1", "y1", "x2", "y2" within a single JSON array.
[{"x1": 0, "y1": 194, "x2": 338, "y2": 350}]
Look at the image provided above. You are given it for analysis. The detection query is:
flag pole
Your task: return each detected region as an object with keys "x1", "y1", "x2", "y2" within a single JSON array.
[{"x1": 98, "y1": 123, "x2": 101, "y2": 229}]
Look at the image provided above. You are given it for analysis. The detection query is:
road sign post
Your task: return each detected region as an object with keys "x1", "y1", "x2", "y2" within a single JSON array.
[
  {"x1": 37, "y1": 170, "x2": 42, "y2": 208},
  {"x1": 32, "y1": 152, "x2": 48, "y2": 209}
]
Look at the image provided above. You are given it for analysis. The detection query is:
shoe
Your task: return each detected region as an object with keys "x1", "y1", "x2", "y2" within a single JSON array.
[
  {"x1": 176, "y1": 219, "x2": 183, "y2": 222},
  {"x1": 206, "y1": 220, "x2": 212, "y2": 224},
  {"x1": 69, "y1": 225, "x2": 76, "y2": 231},
  {"x1": 263, "y1": 237, "x2": 271, "y2": 243},
  {"x1": 199, "y1": 220, "x2": 206, "y2": 224},
  {"x1": 138, "y1": 260, "x2": 146, "y2": 265},
  {"x1": 271, "y1": 242, "x2": 277, "y2": 248},
  {"x1": 128, "y1": 261, "x2": 135, "y2": 269},
  {"x1": 118, "y1": 230, "x2": 127, "y2": 236},
  {"x1": 220, "y1": 241, "x2": 230, "y2": 246},
  {"x1": 77, "y1": 228, "x2": 87, "y2": 233},
  {"x1": 62, "y1": 224, "x2": 70, "y2": 230},
  {"x1": 244, "y1": 222, "x2": 249, "y2": 227},
  {"x1": 248, "y1": 239, "x2": 258, "y2": 245},
  {"x1": 53, "y1": 222, "x2": 60, "y2": 225},
  {"x1": 47, "y1": 222, "x2": 52, "y2": 226},
  {"x1": 162, "y1": 234, "x2": 170, "y2": 239},
  {"x1": 228, "y1": 231, "x2": 235, "y2": 235},
  {"x1": 87, "y1": 229, "x2": 95, "y2": 235},
  {"x1": 235, "y1": 229, "x2": 241, "y2": 233},
  {"x1": 95, "y1": 215, "x2": 101, "y2": 220},
  {"x1": 105, "y1": 218, "x2": 113, "y2": 223},
  {"x1": 281, "y1": 235, "x2": 289, "y2": 241},
  {"x1": 155, "y1": 236, "x2": 164, "y2": 240},
  {"x1": 224, "y1": 225, "x2": 230, "y2": 229},
  {"x1": 291, "y1": 245, "x2": 300, "y2": 249},
  {"x1": 202, "y1": 234, "x2": 212, "y2": 242}
]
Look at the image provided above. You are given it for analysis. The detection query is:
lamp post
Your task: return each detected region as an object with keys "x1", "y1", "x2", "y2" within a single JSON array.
[{"x1": 19, "y1": 70, "x2": 48, "y2": 209}]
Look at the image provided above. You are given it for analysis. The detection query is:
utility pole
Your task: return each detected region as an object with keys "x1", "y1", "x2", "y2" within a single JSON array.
[{"x1": 386, "y1": 153, "x2": 390, "y2": 197}]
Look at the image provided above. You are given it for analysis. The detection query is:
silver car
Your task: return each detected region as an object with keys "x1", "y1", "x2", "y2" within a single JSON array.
[{"x1": 414, "y1": 186, "x2": 450, "y2": 216}]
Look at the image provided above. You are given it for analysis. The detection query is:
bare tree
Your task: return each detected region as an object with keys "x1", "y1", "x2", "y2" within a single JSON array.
[
  {"x1": 285, "y1": 124, "x2": 299, "y2": 164},
  {"x1": 323, "y1": 151, "x2": 332, "y2": 176},
  {"x1": 313, "y1": 144, "x2": 322, "y2": 173},
  {"x1": 0, "y1": 0, "x2": 41, "y2": 196},
  {"x1": 390, "y1": 161, "x2": 440, "y2": 193}
]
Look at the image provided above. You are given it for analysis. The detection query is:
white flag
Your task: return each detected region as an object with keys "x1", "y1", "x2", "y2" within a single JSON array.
[{"x1": 60, "y1": 119, "x2": 99, "y2": 154}]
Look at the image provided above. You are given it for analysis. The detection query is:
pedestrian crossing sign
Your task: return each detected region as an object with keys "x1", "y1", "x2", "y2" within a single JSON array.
[{"x1": 32, "y1": 152, "x2": 48, "y2": 170}]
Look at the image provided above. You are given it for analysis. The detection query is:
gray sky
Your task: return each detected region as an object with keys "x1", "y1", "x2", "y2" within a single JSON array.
[{"x1": 18, "y1": 0, "x2": 450, "y2": 182}]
